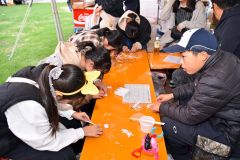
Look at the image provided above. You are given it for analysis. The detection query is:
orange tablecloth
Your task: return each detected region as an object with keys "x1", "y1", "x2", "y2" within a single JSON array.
[
  {"x1": 80, "y1": 51, "x2": 168, "y2": 160},
  {"x1": 148, "y1": 52, "x2": 181, "y2": 70}
]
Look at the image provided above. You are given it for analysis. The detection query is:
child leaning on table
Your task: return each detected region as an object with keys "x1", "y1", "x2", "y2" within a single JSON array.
[
  {"x1": 68, "y1": 27, "x2": 123, "y2": 53},
  {"x1": 0, "y1": 64, "x2": 103, "y2": 160},
  {"x1": 38, "y1": 41, "x2": 111, "y2": 100}
]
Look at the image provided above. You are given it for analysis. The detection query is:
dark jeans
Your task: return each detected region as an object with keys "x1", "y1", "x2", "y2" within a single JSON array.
[{"x1": 162, "y1": 117, "x2": 230, "y2": 160}]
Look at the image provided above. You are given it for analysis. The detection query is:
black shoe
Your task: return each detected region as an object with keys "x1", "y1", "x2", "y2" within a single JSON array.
[{"x1": 169, "y1": 80, "x2": 176, "y2": 88}]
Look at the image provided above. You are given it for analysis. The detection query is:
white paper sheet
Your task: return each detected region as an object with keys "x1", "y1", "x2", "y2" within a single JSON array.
[{"x1": 163, "y1": 55, "x2": 181, "y2": 64}]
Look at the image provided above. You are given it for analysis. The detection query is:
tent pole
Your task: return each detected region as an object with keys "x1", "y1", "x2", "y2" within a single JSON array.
[
  {"x1": 8, "y1": 0, "x2": 34, "y2": 60},
  {"x1": 50, "y1": 0, "x2": 64, "y2": 42}
]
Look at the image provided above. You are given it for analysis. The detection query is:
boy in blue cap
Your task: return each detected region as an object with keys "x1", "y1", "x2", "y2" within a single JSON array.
[{"x1": 152, "y1": 28, "x2": 240, "y2": 159}]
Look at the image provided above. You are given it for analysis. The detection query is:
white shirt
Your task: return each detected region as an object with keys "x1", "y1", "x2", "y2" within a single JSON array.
[
  {"x1": 58, "y1": 103, "x2": 75, "y2": 120},
  {"x1": 5, "y1": 100, "x2": 85, "y2": 152}
]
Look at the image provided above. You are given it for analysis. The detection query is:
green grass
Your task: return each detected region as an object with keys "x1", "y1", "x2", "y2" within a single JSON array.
[{"x1": 0, "y1": 3, "x2": 73, "y2": 83}]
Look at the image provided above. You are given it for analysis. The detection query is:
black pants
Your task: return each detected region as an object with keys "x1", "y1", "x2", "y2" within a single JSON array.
[
  {"x1": 59, "y1": 117, "x2": 85, "y2": 155},
  {"x1": 161, "y1": 117, "x2": 230, "y2": 160},
  {"x1": 125, "y1": 0, "x2": 140, "y2": 14},
  {"x1": 4, "y1": 117, "x2": 85, "y2": 160},
  {"x1": 80, "y1": 99, "x2": 96, "y2": 118},
  {"x1": 5, "y1": 142, "x2": 76, "y2": 160}
]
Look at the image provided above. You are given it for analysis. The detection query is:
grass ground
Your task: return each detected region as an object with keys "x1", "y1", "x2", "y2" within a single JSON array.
[{"x1": 0, "y1": 3, "x2": 73, "y2": 83}]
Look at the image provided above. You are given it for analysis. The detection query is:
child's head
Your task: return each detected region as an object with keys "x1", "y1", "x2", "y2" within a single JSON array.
[
  {"x1": 173, "y1": 0, "x2": 196, "y2": 12},
  {"x1": 38, "y1": 64, "x2": 88, "y2": 135},
  {"x1": 95, "y1": 27, "x2": 123, "y2": 51},
  {"x1": 76, "y1": 41, "x2": 111, "y2": 73},
  {"x1": 125, "y1": 13, "x2": 140, "y2": 39}
]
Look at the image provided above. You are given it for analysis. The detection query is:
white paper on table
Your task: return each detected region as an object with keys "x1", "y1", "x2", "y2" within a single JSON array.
[
  {"x1": 163, "y1": 55, "x2": 181, "y2": 64},
  {"x1": 114, "y1": 87, "x2": 129, "y2": 97}
]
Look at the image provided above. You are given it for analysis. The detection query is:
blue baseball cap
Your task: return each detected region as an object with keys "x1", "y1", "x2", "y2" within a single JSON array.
[{"x1": 163, "y1": 28, "x2": 218, "y2": 55}]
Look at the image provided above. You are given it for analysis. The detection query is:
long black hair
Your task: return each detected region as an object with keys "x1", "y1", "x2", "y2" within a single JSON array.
[
  {"x1": 173, "y1": 0, "x2": 197, "y2": 13},
  {"x1": 76, "y1": 41, "x2": 111, "y2": 73},
  {"x1": 38, "y1": 64, "x2": 86, "y2": 135},
  {"x1": 125, "y1": 13, "x2": 140, "y2": 39},
  {"x1": 95, "y1": 27, "x2": 123, "y2": 51}
]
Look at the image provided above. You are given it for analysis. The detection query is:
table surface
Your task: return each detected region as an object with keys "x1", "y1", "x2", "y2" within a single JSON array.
[
  {"x1": 80, "y1": 51, "x2": 168, "y2": 160},
  {"x1": 148, "y1": 52, "x2": 181, "y2": 70}
]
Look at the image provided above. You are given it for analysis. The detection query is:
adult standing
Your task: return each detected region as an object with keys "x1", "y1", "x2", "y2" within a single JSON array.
[
  {"x1": 124, "y1": 0, "x2": 140, "y2": 14},
  {"x1": 95, "y1": 0, "x2": 124, "y2": 17},
  {"x1": 212, "y1": 0, "x2": 240, "y2": 58}
]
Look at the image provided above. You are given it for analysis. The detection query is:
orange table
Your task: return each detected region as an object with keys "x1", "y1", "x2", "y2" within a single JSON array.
[
  {"x1": 148, "y1": 52, "x2": 181, "y2": 70},
  {"x1": 80, "y1": 51, "x2": 168, "y2": 160}
]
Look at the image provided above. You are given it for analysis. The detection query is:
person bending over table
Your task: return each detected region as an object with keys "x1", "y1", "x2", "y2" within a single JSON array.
[{"x1": 0, "y1": 64, "x2": 103, "y2": 160}]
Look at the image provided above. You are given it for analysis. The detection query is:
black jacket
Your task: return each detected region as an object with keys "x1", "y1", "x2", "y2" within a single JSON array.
[
  {"x1": 124, "y1": 0, "x2": 140, "y2": 14},
  {"x1": 214, "y1": 4, "x2": 240, "y2": 59},
  {"x1": 96, "y1": 0, "x2": 124, "y2": 17},
  {"x1": 136, "y1": 15, "x2": 151, "y2": 46},
  {"x1": 160, "y1": 49, "x2": 240, "y2": 145}
]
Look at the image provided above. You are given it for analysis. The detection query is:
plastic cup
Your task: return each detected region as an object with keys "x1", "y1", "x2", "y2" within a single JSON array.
[{"x1": 139, "y1": 116, "x2": 155, "y2": 133}]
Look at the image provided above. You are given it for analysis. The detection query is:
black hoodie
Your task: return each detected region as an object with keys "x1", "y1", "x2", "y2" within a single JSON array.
[{"x1": 214, "y1": 4, "x2": 240, "y2": 59}]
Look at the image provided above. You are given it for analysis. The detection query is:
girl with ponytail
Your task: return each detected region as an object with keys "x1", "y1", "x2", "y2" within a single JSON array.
[{"x1": 1, "y1": 64, "x2": 103, "y2": 159}]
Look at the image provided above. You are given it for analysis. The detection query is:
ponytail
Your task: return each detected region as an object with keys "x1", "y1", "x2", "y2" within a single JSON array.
[
  {"x1": 38, "y1": 64, "x2": 86, "y2": 136},
  {"x1": 38, "y1": 65, "x2": 59, "y2": 136}
]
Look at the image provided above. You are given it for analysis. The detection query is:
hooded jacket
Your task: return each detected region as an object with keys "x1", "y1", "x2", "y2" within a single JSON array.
[
  {"x1": 214, "y1": 4, "x2": 240, "y2": 58},
  {"x1": 117, "y1": 10, "x2": 151, "y2": 49},
  {"x1": 160, "y1": 49, "x2": 240, "y2": 145},
  {"x1": 38, "y1": 42, "x2": 81, "y2": 67}
]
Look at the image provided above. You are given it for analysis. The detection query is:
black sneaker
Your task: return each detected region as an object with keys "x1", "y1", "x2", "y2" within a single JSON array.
[{"x1": 169, "y1": 80, "x2": 176, "y2": 88}]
